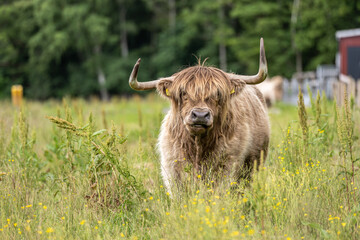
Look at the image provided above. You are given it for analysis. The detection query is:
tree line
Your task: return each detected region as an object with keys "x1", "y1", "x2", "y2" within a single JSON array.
[{"x1": 0, "y1": 0, "x2": 359, "y2": 100}]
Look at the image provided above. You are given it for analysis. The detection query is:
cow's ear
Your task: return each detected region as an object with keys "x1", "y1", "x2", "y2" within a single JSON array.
[
  {"x1": 157, "y1": 79, "x2": 173, "y2": 99},
  {"x1": 229, "y1": 78, "x2": 246, "y2": 96}
]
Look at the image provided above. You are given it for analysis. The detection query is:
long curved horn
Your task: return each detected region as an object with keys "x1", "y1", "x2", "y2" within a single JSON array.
[
  {"x1": 129, "y1": 58, "x2": 174, "y2": 90},
  {"x1": 227, "y1": 38, "x2": 268, "y2": 85}
]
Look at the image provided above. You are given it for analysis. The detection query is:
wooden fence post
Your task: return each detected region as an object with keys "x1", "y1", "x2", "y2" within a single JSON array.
[
  {"x1": 339, "y1": 74, "x2": 356, "y2": 106},
  {"x1": 11, "y1": 85, "x2": 23, "y2": 107}
]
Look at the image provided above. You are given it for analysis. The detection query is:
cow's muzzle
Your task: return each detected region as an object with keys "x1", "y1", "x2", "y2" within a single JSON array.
[{"x1": 186, "y1": 108, "x2": 213, "y2": 135}]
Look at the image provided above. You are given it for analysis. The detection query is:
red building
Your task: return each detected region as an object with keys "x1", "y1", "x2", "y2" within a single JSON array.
[{"x1": 336, "y1": 28, "x2": 360, "y2": 80}]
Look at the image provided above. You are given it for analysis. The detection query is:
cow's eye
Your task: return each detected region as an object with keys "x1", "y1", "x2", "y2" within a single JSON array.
[
  {"x1": 216, "y1": 92, "x2": 223, "y2": 103},
  {"x1": 205, "y1": 97, "x2": 216, "y2": 104},
  {"x1": 182, "y1": 92, "x2": 188, "y2": 101}
]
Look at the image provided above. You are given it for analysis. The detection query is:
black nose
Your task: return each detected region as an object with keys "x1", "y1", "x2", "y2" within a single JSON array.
[{"x1": 191, "y1": 109, "x2": 211, "y2": 122}]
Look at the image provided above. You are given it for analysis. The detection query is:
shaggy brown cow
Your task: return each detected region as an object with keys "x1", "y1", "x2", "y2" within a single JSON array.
[{"x1": 129, "y1": 38, "x2": 270, "y2": 194}]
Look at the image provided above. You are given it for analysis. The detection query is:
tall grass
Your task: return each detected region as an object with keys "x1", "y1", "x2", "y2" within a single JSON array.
[{"x1": 0, "y1": 93, "x2": 359, "y2": 239}]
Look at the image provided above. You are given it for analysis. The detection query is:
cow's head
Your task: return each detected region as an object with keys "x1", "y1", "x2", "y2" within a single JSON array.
[{"x1": 129, "y1": 38, "x2": 268, "y2": 136}]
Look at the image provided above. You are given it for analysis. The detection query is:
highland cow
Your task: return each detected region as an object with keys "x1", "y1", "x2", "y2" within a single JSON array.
[{"x1": 129, "y1": 38, "x2": 270, "y2": 194}]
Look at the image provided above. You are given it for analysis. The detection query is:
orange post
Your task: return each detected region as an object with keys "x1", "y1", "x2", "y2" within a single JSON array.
[{"x1": 11, "y1": 85, "x2": 23, "y2": 107}]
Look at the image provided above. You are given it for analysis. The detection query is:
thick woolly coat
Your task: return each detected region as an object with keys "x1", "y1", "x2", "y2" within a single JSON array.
[{"x1": 156, "y1": 65, "x2": 270, "y2": 193}]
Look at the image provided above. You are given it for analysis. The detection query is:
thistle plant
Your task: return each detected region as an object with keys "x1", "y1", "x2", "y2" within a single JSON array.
[
  {"x1": 335, "y1": 91, "x2": 357, "y2": 210},
  {"x1": 315, "y1": 91, "x2": 321, "y2": 130},
  {"x1": 47, "y1": 116, "x2": 87, "y2": 137},
  {"x1": 47, "y1": 112, "x2": 146, "y2": 210},
  {"x1": 297, "y1": 87, "x2": 308, "y2": 146}
]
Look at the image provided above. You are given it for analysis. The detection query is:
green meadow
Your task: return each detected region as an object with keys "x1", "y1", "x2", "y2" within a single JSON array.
[{"x1": 0, "y1": 92, "x2": 359, "y2": 239}]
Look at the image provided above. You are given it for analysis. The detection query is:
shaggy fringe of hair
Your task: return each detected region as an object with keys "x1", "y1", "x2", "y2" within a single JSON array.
[{"x1": 170, "y1": 64, "x2": 232, "y2": 103}]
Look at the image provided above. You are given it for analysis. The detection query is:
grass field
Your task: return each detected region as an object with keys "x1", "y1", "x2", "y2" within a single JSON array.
[{"x1": 0, "y1": 92, "x2": 359, "y2": 239}]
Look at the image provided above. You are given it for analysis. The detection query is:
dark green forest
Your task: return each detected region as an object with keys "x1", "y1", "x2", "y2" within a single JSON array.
[{"x1": 0, "y1": 0, "x2": 359, "y2": 100}]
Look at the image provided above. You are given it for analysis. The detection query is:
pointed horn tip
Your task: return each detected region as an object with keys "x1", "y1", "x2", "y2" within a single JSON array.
[
  {"x1": 260, "y1": 38, "x2": 265, "y2": 50},
  {"x1": 134, "y1": 58, "x2": 141, "y2": 67},
  {"x1": 259, "y1": 37, "x2": 267, "y2": 64},
  {"x1": 130, "y1": 59, "x2": 141, "y2": 85}
]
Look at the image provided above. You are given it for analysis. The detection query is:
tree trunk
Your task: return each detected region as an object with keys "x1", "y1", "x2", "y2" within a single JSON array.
[
  {"x1": 168, "y1": 0, "x2": 176, "y2": 31},
  {"x1": 291, "y1": 0, "x2": 302, "y2": 74},
  {"x1": 219, "y1": 43, "x2": 227, "y2": 71},
  {"x1": 94, "y1": 45, "x2": 109, "y2": 101},
  {"x1": 119, "y1": 1, "x2": 128, "y2": 58},
  {"x1": 218, "y1": 5, "x2": 227, "y2": 71}
]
